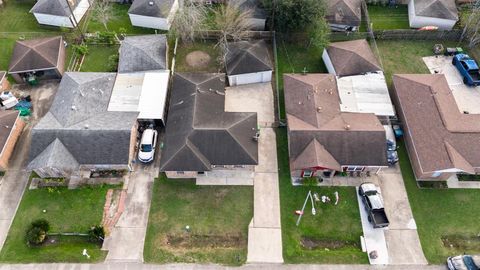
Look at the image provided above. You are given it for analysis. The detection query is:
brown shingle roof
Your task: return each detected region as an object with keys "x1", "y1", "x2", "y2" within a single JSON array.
[
  {"x1": 393, "y1": 74, "x2": 480, "y2": 175},
  {"x1": 326, "y1": 0, "x2": 362, "y2": 26},
  {"x1": 8, "y1": 36, "x2": 63, "y2": 74},
  {"x1": 326, "y1": 39, "x2": 382, "y2": 76},
  {"x1": 284, "y1": 73, "x2": 387, "y2": 170}
]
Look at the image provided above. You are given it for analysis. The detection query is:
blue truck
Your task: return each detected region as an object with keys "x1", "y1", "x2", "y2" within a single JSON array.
[{"x1": 452, "y1": 53, "x2": 480, "y2": 86}]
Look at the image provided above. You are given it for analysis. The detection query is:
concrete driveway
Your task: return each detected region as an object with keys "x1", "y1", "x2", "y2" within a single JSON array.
[
  {"x1": 225, "y1": 83, "x2": 275, "y2": 127},
  {"x1": 378, "y1": 166, "x2": 427, "y2": 265},
  {"x1": 0, "y1": 82, "x2": 59, "y2": 251},
  {"x1": 423, "y1": 56, "x2": 480, "y2": 114}
]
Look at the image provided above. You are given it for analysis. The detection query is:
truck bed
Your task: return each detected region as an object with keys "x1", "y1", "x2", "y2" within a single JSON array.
[{"x1": 371, "y1": 210, "x2": 389, "y2": 228}]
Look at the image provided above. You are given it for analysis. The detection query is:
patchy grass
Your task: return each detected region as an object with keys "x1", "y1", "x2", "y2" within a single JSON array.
[
  {"x1": 367, "y1": 5, "x2": 410, "y2": 30},
  {"x1": 144, "y1": 176, "x2": 253, "y2": 266},
  {"x1": 86, "y1": 3, "x2": 156, "y2": 34},
  {"x1": 398, "y1": 140, "x2": 480, "y2": 263},
  {"x1": 0, "y1": 185, "x2": 112, "y2": 263},
  {"x1": 80, "y1": 45, "x2": 119, "y2": 72},
  {"x1": 174, "y1": 41, "x2": 221, "y2": 73},
  {"x1": 277, "y1": 129, "x2": 367, "y2": 264},
  {"x1": 375, "y1": 40, "x2": 457, "y2": 86},
  {"x1": 276, "y1": 39, "x2": 327, "y2": 119}
]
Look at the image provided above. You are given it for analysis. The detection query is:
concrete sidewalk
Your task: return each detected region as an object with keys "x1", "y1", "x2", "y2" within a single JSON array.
[
  {"x1": 247, "y1": 128, "x2": 283, "y2": 264},
  {"x1": 0, "y1": 263, "x2": 446, "y2": 270},
  {"x1": 103, "y1": 164, "x2": 156, "y2": 263}
]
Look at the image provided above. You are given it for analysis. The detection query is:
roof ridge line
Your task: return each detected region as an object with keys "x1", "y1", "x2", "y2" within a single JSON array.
[{"x1": 226, "y1": 114, "x2": 258, "y2": 163}]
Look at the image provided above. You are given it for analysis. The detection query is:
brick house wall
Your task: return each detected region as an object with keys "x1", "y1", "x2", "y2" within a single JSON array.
[{"x1": 0, "y1": 116, "x2": 25, "y2": 170}]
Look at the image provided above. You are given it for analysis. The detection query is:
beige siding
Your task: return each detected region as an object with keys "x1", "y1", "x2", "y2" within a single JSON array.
[{"x1": 0, "y1": 116, "x2": 25, "y2": 170}]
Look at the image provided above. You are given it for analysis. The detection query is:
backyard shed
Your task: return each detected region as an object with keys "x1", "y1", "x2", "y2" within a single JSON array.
[
  {"x1": 118, "y1": 35, "x2": 168, "y2": 73},
  {"x1": 8, "y1": 36, "x2": 66, "y2": 84},
  {"x1": 0, "y1": 111, "x2": 25, "y2": 171},
  {"x1": 128, "y1": 0, "x2": 179, "y2": 30},
  {"x1": 408, "y1": 0, "x2": 458, "y2": 30},
  {"x1": 28, "y1": 72, "x2": 138, "y2": 178},
  {"x1": 236, "y1": 0, "x2": 267, "y2": 30},
  {"x1": 322, "y1": 39, "x2": 382, "y2": 77},
  {"x1": 107, "y1": 71, "x2": 170, "y2": 125},
  {"x1": 30, "y1": 0, "x2": 90, "y2": 28},
  {"x1": 326, "y1": 0, "x2": 362, "y2": 30},
  {"x1": 226, "y1": 40, "x2": 272, "y2": 86}
]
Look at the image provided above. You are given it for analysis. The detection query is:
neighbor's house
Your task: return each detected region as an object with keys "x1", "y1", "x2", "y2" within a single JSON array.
[
  {"x1": 326, "y1": 0, "x2": 362, "y2": 30},
  {"x1": 226, "y1": 40, "x2": 272, "y2": 86},
  {"x1": 0, "y1": 111, "x2": 25, "y2": 171},
  {"x1": 408, "y1": 0, "x2": 458, "y2": 30},
  {"x1": 160, "y1": 73, "x2": 258, "y2": 180},
  {"x1": 8, "y1": 36, "x2": 65, "y2": 84},
  {"x1": 322, "y1": 39, "x2": 382, "y2": 77},
  {"x1": 118, "y1": 34, "x2": 168, "y2": 73},
  {"x1": 284, "y1": 73, "x2": 388, "y2": 184},
  {"x1": 0, "y1": 71, "x2": 9, "y2": 91},
  {"x1": 28, "y1": 72, "x2": 139, "y2": 178},
  {"x1": 128, "y1": 0, "x2": 179, "y2": 30},
  {"x1": 393, "y1": 74, "x2": 480, "y2": 181},
  {"x1": 236, "y1": 0, "x2": 267, "y2": 30},
  {"x1": 30, "y1": 0, "x2": 90, "y2": 28}
]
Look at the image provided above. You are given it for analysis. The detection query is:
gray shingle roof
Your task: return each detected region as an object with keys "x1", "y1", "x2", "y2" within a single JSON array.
[
  {"x1": 118, "y1": 35, "x2": 167, "y2": 73},
  {"x1": 128, "y1": 0, "x2": 176, "y2": 18},
  {"x1": 30, "y1": 0, "x2": 79, "y2": 16},
  {"x1": 160, "y1": 73, "x2": 258, "y2": 172},
  {"x1": 414, "y1": 0, "x2": 458, "y2": 21},
  {"x1": 226, "y1": 40, "x2": 272, "y2": 76},
  {"x1": 28, "y1": 72, "x2": 138, "y2": 170},
  {"x1": 8, "y1": 36, "x2": 64, "y2": 74}
]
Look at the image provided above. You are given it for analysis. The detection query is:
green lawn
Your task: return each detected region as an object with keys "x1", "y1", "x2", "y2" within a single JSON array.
[
  {"x1": 144, "y1": 176, "x2": 253, "y2": 265},
  {"x1": 367, "y1": 5, "x2": 410, "y2": 30},
  {"x1": 398, "y1": 140, "x2": 480, "y2": 263},
  {"x1": 86, "y1": 3, "x2": 156, "y2": 35},
  {"x1": 0, "y1": 0, "x2": 61, "y2": 33},
  {"x1": 277, "y1": 129, "x2": 367, "y2": 264},
  {"x1": 80, "y1": 45, "x2": 119, "y2": 72},
  {"x1": 174, "y1": 41, "x2": 221, "y2": 73},
  {"x1": 0, "y1": 185, "x2": 111, "y2": 263},
  {"x1": 375, "y1": 40, "x2": 457, "y2": 86},
  {"x1": 276, "y1": 39, "x2": 327, "y2": 119}
]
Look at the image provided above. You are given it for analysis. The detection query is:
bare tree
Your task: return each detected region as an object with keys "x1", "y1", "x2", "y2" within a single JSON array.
[
  {"x1": 213, "y1": 3, "x2": 253, "y2": 64},
  {"x1": 461, "y1": 0, "x2": 480, "y2": 48},
  {"x1": 171, "y1": 0, "x2": 208, "y2": 44},
  {"x1": 92, "y1": 0, "x2": 114, "y2": 30}
]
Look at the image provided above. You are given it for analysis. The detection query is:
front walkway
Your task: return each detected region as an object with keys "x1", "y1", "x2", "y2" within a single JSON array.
[
  {"x1": 102, "y1": 164, "x2": 157, "y2": 263},
  {"x1": 447, "y1": 175, "x2": 480, "y2": 189}
]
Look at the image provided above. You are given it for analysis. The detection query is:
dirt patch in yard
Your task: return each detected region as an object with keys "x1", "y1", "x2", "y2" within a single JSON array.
[
  {"x1": 186, "y1": 51, "x2": 211, "y2": 69},
  {"x1": 301, "y1": 237, "x2": 359, "y2": 250},
  {"x1": 442, "y1": 235, "x2": 480, "y2": 250},
  {"x1": 165, "y1": 234, "x2": 246, "y2": 249}
]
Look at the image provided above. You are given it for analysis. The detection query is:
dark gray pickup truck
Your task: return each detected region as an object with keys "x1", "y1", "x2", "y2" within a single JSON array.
[{"x1": 359, "y1": 183, "x2": 390, "y2": 229}]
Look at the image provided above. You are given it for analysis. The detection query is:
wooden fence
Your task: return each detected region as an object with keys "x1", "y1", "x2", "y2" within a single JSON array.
[{"x1": 373, "y1": 29, "x2": 463, "y2": 41}]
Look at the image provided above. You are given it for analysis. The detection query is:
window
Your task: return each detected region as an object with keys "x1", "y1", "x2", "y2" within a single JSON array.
[
  {"x1": 198, "y1": 172, "x2": 205, "y2": 175},
  {"x1": 303, "y1": 170, "x2": 313, "y2": 177},
  {"x1": 346, "y1": 166, "x2": 364, "y2": 172},
  {"x1": 176, "y1": 171, "x2": 184, "y2": 175}
]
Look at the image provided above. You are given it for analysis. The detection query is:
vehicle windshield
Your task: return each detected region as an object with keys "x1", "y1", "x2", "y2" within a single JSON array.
[{"x1": 141, "y1": 144, "x2": 153, "y2": 152}]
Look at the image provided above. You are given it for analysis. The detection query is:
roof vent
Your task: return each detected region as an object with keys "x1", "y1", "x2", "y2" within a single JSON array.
[
  {"x1": 71, "y1": 105, "x2": 77, "y2": 111},
  {"x1": 344, "y1": 124, "x2": 351, "y2": 130},
  {"x1": 84, "y1": 124, "x2": 89, "y2": 130},
  {"x1": 148, "y1": 1, "x2": 154, "y2": 5},
  {"x1": 316, "y1": 106, "x2": 322, "y2": 112}
]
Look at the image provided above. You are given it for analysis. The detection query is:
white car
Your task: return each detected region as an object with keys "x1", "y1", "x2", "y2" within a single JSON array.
[{"x1": 138, "y1": 128, "x2": 158, "y2": 163}]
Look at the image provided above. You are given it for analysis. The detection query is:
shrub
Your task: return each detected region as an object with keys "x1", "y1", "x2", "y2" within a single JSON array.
[
  {"x1": 26, "y1": 227, "x2": 46, "y2": 246},
  {"x1": 73, "y1": 44, "x2": 89, "y2": 56},
  {"x1": 88, "y1": 225, "x2": 105, "y2": 243},
  {"x1": 31, "y1": 219, "x2": 50, "y2": 232},
  {"x1": 107, "y1": 53, "x2": 119, "y2": 72}
]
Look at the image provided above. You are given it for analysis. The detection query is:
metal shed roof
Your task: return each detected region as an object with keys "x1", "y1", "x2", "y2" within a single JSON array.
[
  {"x1": 337, "y1": 72, "x2": 395, "y2": 117},
  {"x1": 107, "y1": 71, "x2": 170, "y2": 121}
]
